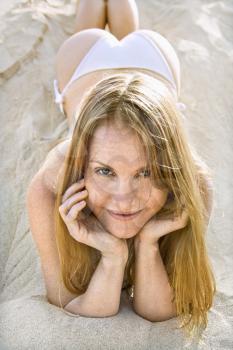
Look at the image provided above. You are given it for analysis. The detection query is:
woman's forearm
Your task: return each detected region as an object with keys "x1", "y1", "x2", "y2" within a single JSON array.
[
  {"x1": 64, "y1": 255, "x2": 127, "y2": 317},
  {"x1": 133, "y1": 242, "x2": 177, "y2": 322}
]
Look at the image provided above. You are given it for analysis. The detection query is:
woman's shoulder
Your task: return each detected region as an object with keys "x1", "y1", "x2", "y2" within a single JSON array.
[
  {"x1": 42, "y1": 137, "x2": 71, "y2": 168},
  {"x1": 53, "y1": 137, "x2": 72, "y2": 157},
  {"x1": 200, "y1": 171, "x2": 214, "y2": 223},
  {"x1": 191, "y1": 149, "x2": 213, "y2": 185},
  {"x1": 192, "y1": 153, "x2": 214, "y2": 222},
  {"x1": 37, "y1": 138, "x2": 72, "y2": 194}
]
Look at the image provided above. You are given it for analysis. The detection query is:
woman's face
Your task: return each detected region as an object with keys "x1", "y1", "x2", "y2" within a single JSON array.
[{"x1": 83, "y1": 120, "x2": 169, "y2": 239}]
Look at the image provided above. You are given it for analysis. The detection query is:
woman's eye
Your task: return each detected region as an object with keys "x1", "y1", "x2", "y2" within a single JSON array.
[
  {"x1": 137, "y1": 169, "x2": 150, "y2": 178},
  {"x1": 95, "y1": 168, "x2": 114, "y2": 176},
  {"x1": 95, "y1": 168, "x2": 150, "y2": 178}
]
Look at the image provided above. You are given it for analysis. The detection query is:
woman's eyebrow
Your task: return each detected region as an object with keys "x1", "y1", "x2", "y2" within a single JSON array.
[{"x1": 89, "y1": 160, "x2": 148, "y2": 172}]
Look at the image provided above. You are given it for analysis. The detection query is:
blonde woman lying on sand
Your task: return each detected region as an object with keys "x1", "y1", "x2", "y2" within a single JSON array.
[{"x1": 26, "y1": 0, "x2": 216, "y2": 340}]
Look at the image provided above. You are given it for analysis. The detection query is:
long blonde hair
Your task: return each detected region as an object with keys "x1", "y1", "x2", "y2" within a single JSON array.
[{"x1": 54, "y1": 72, "x2": 216, "y2": 340}]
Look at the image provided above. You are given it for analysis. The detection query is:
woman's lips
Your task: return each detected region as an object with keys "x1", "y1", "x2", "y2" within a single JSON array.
[{"x1": 107, "y1": 209, "x2": 143, "y2": 221}]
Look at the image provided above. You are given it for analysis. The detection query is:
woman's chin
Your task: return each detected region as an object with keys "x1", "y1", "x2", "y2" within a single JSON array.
[
  {"x1": 108, "y1": 227, "x2": 139, "y2": 239},
  {"x1": 94, "y1": 210, "x2": 146, "y2": 239}
]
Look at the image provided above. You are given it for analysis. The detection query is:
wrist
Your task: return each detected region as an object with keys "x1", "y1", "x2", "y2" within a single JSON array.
[
  {"x1": 101, "y1": 253, "x2": 128, "y2": 266},
  {"x1": 102, "y1": 242, "x2": 128, "y2": 264},
  {"x1": 134, "y1": 238, "x2": 159, "y2": 251}
]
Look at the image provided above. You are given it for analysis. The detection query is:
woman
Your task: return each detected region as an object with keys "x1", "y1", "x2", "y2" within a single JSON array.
[{"x1": 26, "y1": 0, "x2": 216, "y2": 340}]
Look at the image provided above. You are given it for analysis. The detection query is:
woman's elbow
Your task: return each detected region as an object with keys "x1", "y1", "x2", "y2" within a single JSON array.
[{"x1": 133, "y1": 309, "x2": 177, "y2": 322}]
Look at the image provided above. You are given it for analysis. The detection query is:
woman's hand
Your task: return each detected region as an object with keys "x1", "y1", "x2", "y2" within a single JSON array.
[
  {"x1": 134, "y1": 209, "x2": 189, "y2": 248},
  {"x1": 59, "y1": 178, "x2": 128, "y2": 262}
]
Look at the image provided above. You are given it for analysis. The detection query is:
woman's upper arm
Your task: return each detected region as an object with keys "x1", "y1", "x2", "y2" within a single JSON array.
[{"x1": 26, "y1": 139, "x2": 78, "y2": 307}]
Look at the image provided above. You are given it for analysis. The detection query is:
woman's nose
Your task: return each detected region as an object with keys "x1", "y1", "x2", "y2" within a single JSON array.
[
  {"x1": 113, "y1": 178, "x2": 137, "y2": 196},
  {"x1": 110, "y1": 180, "x2": 147, "y2": 212},
  {"x1": 112, "y1": 179, "x2": 151, "y2": 203}
]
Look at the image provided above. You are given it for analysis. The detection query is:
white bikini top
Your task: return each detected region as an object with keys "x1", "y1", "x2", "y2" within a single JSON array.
[{"x1": 53, "y1": 31, "x2": 186, "y2": 115}]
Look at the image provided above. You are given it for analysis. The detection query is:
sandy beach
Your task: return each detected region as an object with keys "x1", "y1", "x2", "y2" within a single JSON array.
[{"x1": 0, "y1": 0, "x2": 233, "y2": 349}]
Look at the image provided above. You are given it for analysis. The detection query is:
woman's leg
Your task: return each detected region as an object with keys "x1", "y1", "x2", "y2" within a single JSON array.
[
  {"x1": 74, "y1": 0, "x2": 139, "y2": 40},
  {"x1": 107, "y1": 0, "x2": 139, "y2": 40},
  {"x1": 74, "y1": 0, "x2": 107, "y2": 32}
]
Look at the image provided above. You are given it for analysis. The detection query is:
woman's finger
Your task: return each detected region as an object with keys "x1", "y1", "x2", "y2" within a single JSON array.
[
  {"x1": 66, "y1": 200, "x2": 86, "y2": 222},
  {"x1": 173, "y1": 210, "x2": 189, "y2": 229},
  {"x1": 63, "y1": 189, "x2": 88, "y2": 211},
  {"x1": 62, "y1": 178, "x2": 85, "y2": 202}
]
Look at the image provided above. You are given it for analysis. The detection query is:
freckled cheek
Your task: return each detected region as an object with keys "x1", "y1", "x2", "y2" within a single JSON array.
[{"x1": 84, "y1": 177, "x2": 109, "y2": 212}]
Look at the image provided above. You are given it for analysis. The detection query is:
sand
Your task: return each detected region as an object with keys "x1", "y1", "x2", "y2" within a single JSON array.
[{"x1": 0, "y1": 0, "x2": 233, "y2": 349}]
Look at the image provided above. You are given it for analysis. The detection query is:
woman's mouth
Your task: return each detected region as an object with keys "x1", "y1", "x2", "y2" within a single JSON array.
[{"x1": 107, "y1": 209, "x2": 143, "y2": 221}]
